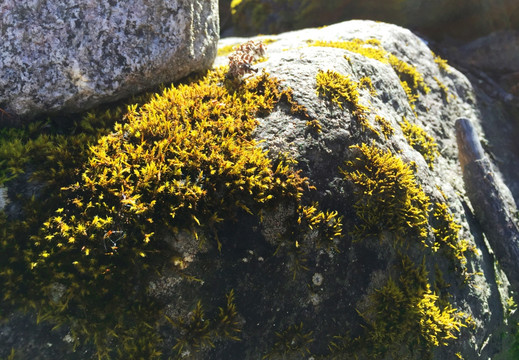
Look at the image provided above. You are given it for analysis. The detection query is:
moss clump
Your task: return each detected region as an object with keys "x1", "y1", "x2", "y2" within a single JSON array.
[
  {"x1": 374, "y1": 115, "x2": 395, "y2": 139},
  {"x1": 272, "y1": 201, "x2": 343, "y2": 279},
  {"x1": 305, "y1": 119, "x2": 322, "y2": 133},
  {"x1": 340, "y1": 143, "x2": 430, "y2": 241},
  {"x1": 431, "y1": 202, "x2": 476, "y2": 272},
  {"x1": 359, "y1": 76, "x2": 377, "y2": 96},
  {"x1": 433, "y1": 76, "x2": 456, "y2": 103},
  {"x1": 362, "y1": 266, "x2": 466, "y2": 358},
  {"x1": 329, "y1": 258, "x2": 467, "y2": 359},
  {"x1": 399, "y1": 117, "x2": 439, "y2": 169},
  {"x1": 1, "y1": 67, "x2": 326, "y2": 357},
  {"x1": 166, "y1": 290, "x2": 241, "y2": 357},
  {"x1": 315, "y1": 69, "x2": 378, "y2": 135},
  {"x1": 262, "y1": 322, "x2": 314, "y2": 359},
  {"x1": 432, "y1": 51, "x2": 450, "y2": 73},
  {"x1": 309, "y1": 39, "x2": 430, "y2": 102}
]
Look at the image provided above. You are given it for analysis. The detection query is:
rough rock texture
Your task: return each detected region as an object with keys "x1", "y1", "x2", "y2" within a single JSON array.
[
  {"x1": 1, "y1": 20, "x2": 519, "y2": 359},
  {"x1": 222, "y1": 0, "x2": 519, "y2": 40},
  {"x1": 0, "y1": 0, "x2": 219, "y2": 119},
  {"x1": 214, "y1": 20, "x2": 518, "y2": 359}
]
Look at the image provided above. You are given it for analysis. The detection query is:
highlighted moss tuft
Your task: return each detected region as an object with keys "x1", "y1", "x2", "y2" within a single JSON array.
[
  {"x1": 309, "y1": 39, "x2": 430, "y2": 103},
  {"x1": 399, "y1": 117, "x2": 439, "y2": 169},
  {"x1": 340, "y1": 143, "x2": 430, "y2": 241},
  {"x1": 316, "y1": 69, "x2": 378, "y2": 135},
  {"x1": 361, "y1": 257, "x2": 467, "y2": 358}
]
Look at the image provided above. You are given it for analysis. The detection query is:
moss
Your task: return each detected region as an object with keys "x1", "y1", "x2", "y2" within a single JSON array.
[
  {"x1": 433, "y1": 76, "x2": 456, "y2": 103},
  {"x1": 315, "y1": 69, "x2": 378, "y2": 135},
  {"x1": 361, "y1": 257, "x2": 467, "y2": 358},
  {"x1": 262, "y1": 322, "x2": 314, "y2": 359},
  {"x1": 305, "y1": 119, "x2": 322, "y2": 133},
  {"x1": 374, "y1": 115, "x2": 394, "y2": 139},
  {"x1": 359, "y1": 76, "x2": 377, "y2": 96},
  {"x1": 0, "y1": 67, "x2": 326, "y2": 357},
  {"x1": 166, "y1": 290, "x2": 241, "y2": 357},
  {"x1": 340, "y1": 143, "x2": 430, "y2": 242},
  {"x1": 309, "y1": 39, "x2": 430, "y2": 102},
  {"x1": 217, "y1": 44, "x2": 237, "y2": 57},
  {"x1": 272, "y1": 200, "x2": 343, "y2": 279},
  {"x1": 431, "y1": 51, "x2": 450, "y2": 73},
  {"x1": 399, "y1": 117, "x2": 439, "y2": 169},
  {"x1": 431, "y1": 202, "x2": 476, "y2": 274}
]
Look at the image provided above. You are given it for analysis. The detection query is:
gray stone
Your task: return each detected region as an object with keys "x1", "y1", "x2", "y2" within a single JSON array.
[
  {"x1": 0, "y1": 0, "x2": 219, "y2": 119},
  {"x1": 215, "y1": 20, "x2": 518, "y2": 359}
]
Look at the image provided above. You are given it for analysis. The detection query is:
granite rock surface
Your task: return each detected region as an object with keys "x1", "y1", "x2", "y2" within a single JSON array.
[{"x1": 0, "y1": 0, "x2": 219, "y2": 119}]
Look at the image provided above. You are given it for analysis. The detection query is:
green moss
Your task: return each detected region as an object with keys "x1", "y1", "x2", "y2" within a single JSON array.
[
  {"x1": 263, "y1": 322, "x2": 314, "y2": 359},
  {"x1": 315, "y1": 69, "x2": 378, "y2": 135},
  {"x1": 399, "y1": 117, "x2": 439, "y2": 169},
  {"x1": 340, "y1": 143, "x2": 430, "y2": 242},
  {"x1": 361, "y1": 257, "x2": 467, "y2": 358},
  {"x1": 166, "y1": 290, "x2": 241, "y2": 357}
]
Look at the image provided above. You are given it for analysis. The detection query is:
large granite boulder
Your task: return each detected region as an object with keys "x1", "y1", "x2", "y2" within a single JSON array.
[
  {"x1": 1, "y1": 20, "x2": 518, "y2": 359},
  {"x1": 0, "y1": 0, "x2": 219, "y2": 119}
]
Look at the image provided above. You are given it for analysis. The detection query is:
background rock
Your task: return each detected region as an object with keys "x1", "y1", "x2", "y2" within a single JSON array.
[
  {"x1": 220, "y1": 0, "x2": 519, "y2": 40},
  {"x1": 0, "y1": 0, "x2": 219, "y2": 120}
]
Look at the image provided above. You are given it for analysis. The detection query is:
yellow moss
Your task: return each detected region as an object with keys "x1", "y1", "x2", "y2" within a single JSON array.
[
  {"x1": 433, "y1": 76, "x2": 456, "y2": 103},
  {"x1": 432, "y1": 51, "x2": 450, "y2": 73},
  {"x1": 399, "y1": 117, "x2": 439, "y2": 169},
  {"x1": 1, "y1": 67, "x2": 316, "y2": 358},
  {"x1": 340, "y1": 143, "x2": 430, "y2": 241},
  {"x1": 400, "y1": 80, "x2": 420, "y2": 110},
  {"x1": 359, "y1": 76, "x2": 377, "y2": 96},
  {"x1": 374, "y1": 115, "x2": 394, "y2": 139},
  {"x1": 309, "y1": 39, "x2": 430, "y2": 100},
  {"x1": 315, "y1": 69, "x2": 378, "y2": 135},
  {"x1": 431, "y1": 202, "x2": 476, "y2": 272},
  {"x1": 217, "y1": 44, "x2": 237, "y2": 57},
  {"x1": 362, "y1": 257, "x2": 467, "y2": 358},
  {"x1": 230, "y1": 0, "x2": 243, "y2": 15},
  {"x1": 306, "y1": 119, "x2": 322, "y2": 133}
]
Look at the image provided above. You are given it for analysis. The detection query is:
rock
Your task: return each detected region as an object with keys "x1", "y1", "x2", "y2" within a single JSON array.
[
  {"x1": 214, "y1": 20, "x2": 517, "y2": 358},
  {"x1": 225, "y1": 0, "x2": 519, "y2": 40},
  {"x1": 2, "y1": 20, "x2": 519, "y2": 359},
  {"x1": 456, "y1": 31, "x2": 519, "y2": 74},
  {"x1": 0, "y1": 0, "x2": 219, "y2": 120}
]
